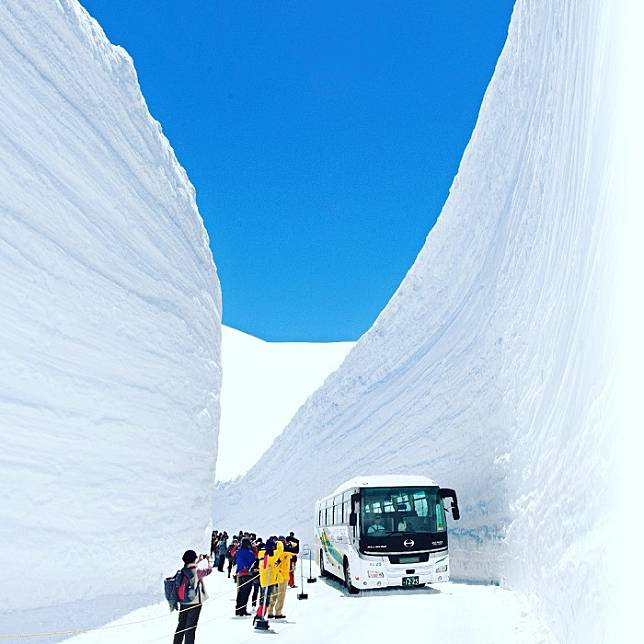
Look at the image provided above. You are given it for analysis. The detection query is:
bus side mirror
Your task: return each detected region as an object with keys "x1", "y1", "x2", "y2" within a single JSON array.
[
  {"x1": 439, "y1": 488, "x2": 460, "y2": 521},
  {"x1": 349, "y1": 512, "x2": 357, "y2": 526}
]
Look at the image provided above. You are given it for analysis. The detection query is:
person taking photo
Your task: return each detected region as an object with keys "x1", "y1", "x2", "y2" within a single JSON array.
[{"x1": 173, "y1": 550, "x2": 212, "y2": 644}]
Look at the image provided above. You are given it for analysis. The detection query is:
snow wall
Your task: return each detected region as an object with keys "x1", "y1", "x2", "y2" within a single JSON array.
[
  {"x1": 0, "y1": 0, "x2": 221, "y2": 618},
  {"x1": 215, "y1": 1, "x2": 640, "y2": 641}
]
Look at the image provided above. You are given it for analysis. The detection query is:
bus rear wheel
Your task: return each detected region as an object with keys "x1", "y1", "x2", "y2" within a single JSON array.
[{"x1": 344, "y1": 559, "x2": 359, "y2": 594}]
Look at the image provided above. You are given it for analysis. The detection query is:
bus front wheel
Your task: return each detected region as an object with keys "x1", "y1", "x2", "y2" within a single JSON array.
[{"x1": 344, "y1": 559, "x2": 360, "y2": 594}]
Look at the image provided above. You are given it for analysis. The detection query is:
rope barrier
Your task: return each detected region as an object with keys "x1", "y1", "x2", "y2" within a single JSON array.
[
  {"x1": 0, "y1": 576, "x2": 254, "y2": 641},
  {"x1": 0, "y1": 551, "x2": 303, "y2": 641},
  {"x1": 139, "y1": 565, "x2": 304, "y2": 644},
  {"x1": 0, "y1": 608, "x2": 178, "y2": 641}
]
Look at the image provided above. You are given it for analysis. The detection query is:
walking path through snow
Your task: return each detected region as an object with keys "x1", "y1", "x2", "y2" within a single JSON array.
[{"x1": 62, "y1": 562, "x2": 554, "y2": 644}]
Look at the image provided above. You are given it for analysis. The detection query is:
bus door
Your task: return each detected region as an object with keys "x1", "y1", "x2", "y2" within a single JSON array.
[{"x1": 349, "y1": 490, "x2": 360, "y2": 544}]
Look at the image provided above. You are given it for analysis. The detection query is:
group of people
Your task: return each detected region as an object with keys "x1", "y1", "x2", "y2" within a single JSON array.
[{"x1": 172, "y1": 528, "x2": 300, "y2": 643}]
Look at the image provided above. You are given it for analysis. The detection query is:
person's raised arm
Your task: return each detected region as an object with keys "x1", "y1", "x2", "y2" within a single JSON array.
[{"x1": 196, "y1": 554, "x2": 213, "y2": 579}]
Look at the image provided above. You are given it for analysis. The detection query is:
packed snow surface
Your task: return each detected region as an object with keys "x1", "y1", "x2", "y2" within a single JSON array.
[
  {"x1": 0, "y1": 0, "x2": 220, "y2": 625},
  {"x1": 217, "y1": 326, "x2": 353, "y2": 480},
  {"x1": 216, "y1": 1, "x2": 638, "y2": 641},
  {"x1": 61, "y1": 562, "x2": 554, "y2": 644}
]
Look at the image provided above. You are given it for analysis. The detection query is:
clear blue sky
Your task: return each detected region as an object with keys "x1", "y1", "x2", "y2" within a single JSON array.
[{"x1": 83, "y1": 0, "x2": 514, "y2": 342}]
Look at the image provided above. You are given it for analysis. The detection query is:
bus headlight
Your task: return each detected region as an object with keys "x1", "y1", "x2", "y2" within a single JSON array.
[
  {"x1": 435, "y1": 565, "x2": 448, "y2": 573},
  {"x1": 368, "y1": 570, "x2": 385, "y2": 578}
]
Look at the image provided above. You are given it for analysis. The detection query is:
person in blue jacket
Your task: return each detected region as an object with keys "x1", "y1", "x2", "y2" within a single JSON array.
[{"x1": 233, "y1": 537, "x2": 257, "y2": 616}]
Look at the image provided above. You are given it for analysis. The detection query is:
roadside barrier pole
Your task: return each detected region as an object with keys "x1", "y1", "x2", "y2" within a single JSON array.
[
  {"x1": 297, "y1": 544, "x2": 308, "y2": 600},
  {"x1": 306, "y1": 543, "x2": 316, "y2": 583}
]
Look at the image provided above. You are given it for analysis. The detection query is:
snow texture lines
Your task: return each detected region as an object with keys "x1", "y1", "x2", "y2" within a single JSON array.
[{"x1": 0, "y1": 0, "x2": 221, "y2": 625}]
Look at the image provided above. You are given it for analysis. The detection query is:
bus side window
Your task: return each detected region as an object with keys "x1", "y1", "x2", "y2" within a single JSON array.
[{"x1": 342, "y1": 491, "x2": 351, "y2": 525}]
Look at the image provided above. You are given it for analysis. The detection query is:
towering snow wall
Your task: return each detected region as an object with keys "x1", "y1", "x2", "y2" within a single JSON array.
[
  {"x1": 0, "y1": 0, "x2": 221, "y2": 618},
  {"x1": 215, "y1": 1, "x2": 639, "y2": 641}
]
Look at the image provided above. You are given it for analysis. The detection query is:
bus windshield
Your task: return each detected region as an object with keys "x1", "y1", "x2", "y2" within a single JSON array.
[{"x1": 361, "y1": 487, "x2": 446, "y2": 536}]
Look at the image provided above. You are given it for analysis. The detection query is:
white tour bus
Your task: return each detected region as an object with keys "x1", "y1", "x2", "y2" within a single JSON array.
[{"x1": 314, "y1": 475, "x2": 460, "y2": 592}]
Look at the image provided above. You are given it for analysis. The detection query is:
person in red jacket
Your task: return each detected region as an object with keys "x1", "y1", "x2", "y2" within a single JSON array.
[{"x1": 227, "y1": 538, "x2": 239, "y2": 578}]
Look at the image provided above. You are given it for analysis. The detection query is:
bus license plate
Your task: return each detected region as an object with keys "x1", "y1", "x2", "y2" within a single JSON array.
[{"x1": 402, "y1": 576, "x2": 419, "y2": 587}]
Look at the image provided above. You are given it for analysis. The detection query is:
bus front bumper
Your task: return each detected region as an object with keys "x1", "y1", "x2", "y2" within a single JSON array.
[{"x1": 355, "y1": 562, "x2": 449, "y2": 589}]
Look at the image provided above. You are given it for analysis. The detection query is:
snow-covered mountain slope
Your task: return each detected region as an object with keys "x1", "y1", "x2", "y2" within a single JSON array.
[
  {"x1": 215, "y1": 1, "x2": 639, "y2": 641},
  {"x1": 217, "y1": 326, "x2": 353, "y2": 481},
  {"x1": 0, "y1": 0, "x2": 221, "y2": 619}
]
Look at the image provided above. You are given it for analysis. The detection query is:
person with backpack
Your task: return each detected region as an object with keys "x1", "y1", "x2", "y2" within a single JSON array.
[
  {"x1": 172, "y1": 550, "x2": 212, "y2": 644},
  {"x1": 233, "y1": 537, "x2": 256, "y2": 616}
]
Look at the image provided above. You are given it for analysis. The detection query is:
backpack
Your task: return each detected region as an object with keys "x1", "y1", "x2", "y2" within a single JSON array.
[{"x1": 164, "y1": 568, "x2": 198, "y2": 611}]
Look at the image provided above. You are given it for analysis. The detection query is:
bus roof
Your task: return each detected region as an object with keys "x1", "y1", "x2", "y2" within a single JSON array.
[{"x1": 330, "y1": 474, "x2": 439, "y2": 496}]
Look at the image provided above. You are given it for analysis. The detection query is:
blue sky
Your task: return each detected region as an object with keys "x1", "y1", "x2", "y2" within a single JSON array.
[{"x1": 83, "y1": 0, "x2": 514, "y2": 341}]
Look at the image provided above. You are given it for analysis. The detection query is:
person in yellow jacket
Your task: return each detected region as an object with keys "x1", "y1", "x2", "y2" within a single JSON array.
[
  {"x1": 268, "y1": 537, "x2": 294, "y2": 619},
  {"x1": 255, "y1": 537, "x2": 280, "y2": 620}
]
